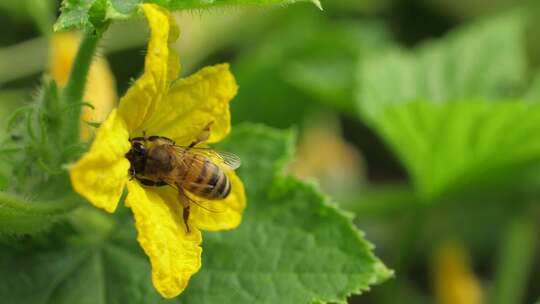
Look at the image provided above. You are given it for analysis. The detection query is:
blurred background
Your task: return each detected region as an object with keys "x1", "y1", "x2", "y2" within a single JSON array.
[{"x1": 1, "y1": 0, "x2": 540, "y2": 303}]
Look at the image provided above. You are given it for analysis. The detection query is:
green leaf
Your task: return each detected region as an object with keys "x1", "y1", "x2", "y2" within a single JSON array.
[
  {"x1": 367, "y1": 99, "x2": 540, "y2": 200},
  {"x1": 0, "y1": 207, "x2": 160, "y2": 303},
  {"x1": 357, "y1": 13, "x2": 527, "y2": 121},
  {"x1": 184, "y1": 124, "x2": 391, "y2": 303},
  {"x1": 55, "y1": 0, "x2": 321, "y2": 32},
  {"x1": 0, "y1": 123, "x2": 390, "y2": 303},
  {"x1": 354, "y1": 13, "x2": 540, "y2": 201},
  {"x1": 54, "y1": 0, "x2": 110, "y2": 33}
]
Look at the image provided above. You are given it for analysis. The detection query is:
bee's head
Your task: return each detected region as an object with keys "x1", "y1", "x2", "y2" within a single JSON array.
[{"x1": 126, "y1": 138, "x2": 148, "y2": 176}]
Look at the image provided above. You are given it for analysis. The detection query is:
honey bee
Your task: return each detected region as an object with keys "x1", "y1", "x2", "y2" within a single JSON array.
[{"x1": 125, "y1": 124, "x2": 240, "y2": 232}]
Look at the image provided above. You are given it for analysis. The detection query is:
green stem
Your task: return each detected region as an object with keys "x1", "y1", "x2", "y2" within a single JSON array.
[
  {"x1": 0, "y1": 191, "x2": 79, "y2": 235},
  {"x1": 492, "y1": 215, "x2": 536, "y2": 304},
  {"x1": 62, "y1": 32, "x2": 102, "y2": 145},
  {"x1": 0, "y1": 22, "x2": 147, "y2": 84},
  {"x1": 0, "y1": 38, "x2": 48, "y2": 85}
]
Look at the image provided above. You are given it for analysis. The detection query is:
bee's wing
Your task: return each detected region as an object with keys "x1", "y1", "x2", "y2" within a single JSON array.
[{"x1": 173, "y1": 146, "x2": 241, "y2": 171}]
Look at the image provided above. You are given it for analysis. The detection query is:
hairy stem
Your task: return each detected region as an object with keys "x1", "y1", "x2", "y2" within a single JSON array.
[{"x1": 62, "y1": 32, "x2": 102, "y2": 145}]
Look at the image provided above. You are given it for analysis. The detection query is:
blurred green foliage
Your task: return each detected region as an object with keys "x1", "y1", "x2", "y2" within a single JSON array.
[
  {"x1": 2, "y1": 0, "x2": 540, "y2": 303},
  {"x1": 0, "y1": 0, "x2": 54, "y2": 34},
  {"x1": 358, "y1": 14, "x2": 527, "y2": 117},
  {"x1": 225, "y1": 2, "x2": 540, "y2": 303},
  {"x1": 231, "y1": 6, "x2": 392, "y2": 128}
]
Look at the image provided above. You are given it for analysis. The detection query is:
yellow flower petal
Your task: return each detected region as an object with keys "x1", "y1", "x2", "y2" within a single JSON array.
[
  {"x1": 80, "y1": 55, "x2": 117, "y2": 140},
  {"x1": 167, "y1": 12, "x2": 181, "y2": 85},
  {"x1": 125, "y1": 182, "x2": 202, "y2": 298},
  {"x1": 69, "y1": 109, "x2": 131, "y2": 213},
  {"x1": 432, "y1": 241, "x2": 483, "y2": 304},
  {"x1": 189, "y1": 172, "x2": 246, "y2": 231},
  {"x1": 49, "y1": 32, "x2": 79, "y2": 87},
  {"x1": 118, "y1": 4, "x2": 179, "y2": 133},
  {"x1": 143, "y1": 64, "x2": 238, "y2": 145}
]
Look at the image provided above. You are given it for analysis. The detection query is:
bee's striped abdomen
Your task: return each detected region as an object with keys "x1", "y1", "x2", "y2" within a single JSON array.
[
  {"x1": 183, "y1": 155, "x2": 231, "y2": 200},
  {"x1": 212, "y1": 170, "x2": 231, "y2": 199}
]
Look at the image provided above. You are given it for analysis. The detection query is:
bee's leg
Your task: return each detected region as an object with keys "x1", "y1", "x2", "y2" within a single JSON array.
[
  {"x1": 188, "y1": 121, "x2": 214, "y2": 149},
  {"x1": 183, "y1": 205, "x2": 191, "y2": 233},
  {"x1": 128, "y1": 167, "x2": 135, "y2": 180},
  {"x1": 178, "y1": 189, "x2": 191, "y2": 233}
]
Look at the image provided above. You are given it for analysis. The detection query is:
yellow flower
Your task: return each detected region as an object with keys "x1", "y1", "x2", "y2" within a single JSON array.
[
  {"x1": 69, "y1": 4, "x2": 246, "y2": 298},
  {"x1": 289, "y1": 114, "x2": 364, "y2": 196},
  {"x1": 49, "y1": 32, "x2": 117, "y2": 140},
  {"x1": 432, "y1": 241, "x2": 484, "y2": 304}
]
